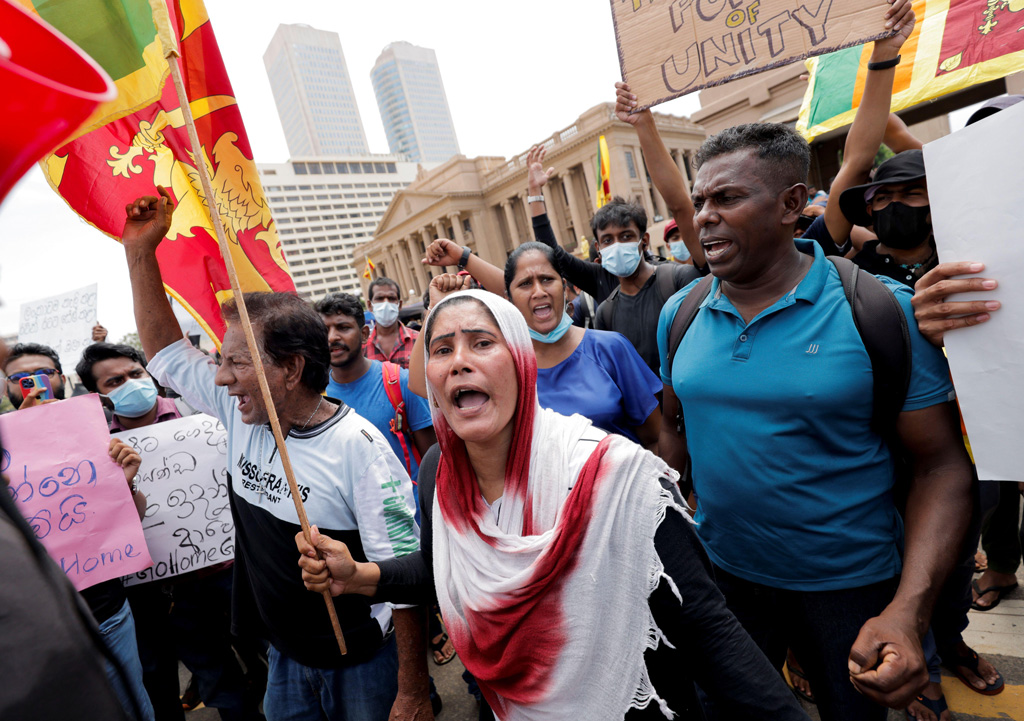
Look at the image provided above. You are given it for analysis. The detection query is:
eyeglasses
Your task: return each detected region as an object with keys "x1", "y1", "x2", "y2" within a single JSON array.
[{"x1": 5, "y1": 368, "x2": 60, "y2": 383}]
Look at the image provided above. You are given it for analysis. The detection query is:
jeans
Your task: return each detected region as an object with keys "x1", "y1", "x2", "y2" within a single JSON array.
[
  {"x1": 982, "y1": 482, "x2": 1023, "y2": 575},
  {"x1": 99, "y1": 599, "x2": 156, "y2": 721},
  {"x1": 263, "y1": 634, "x2": 398, "y2": 721},
  {"x1": 706, "y1": 565, "x2": 899, "y2": 721}
]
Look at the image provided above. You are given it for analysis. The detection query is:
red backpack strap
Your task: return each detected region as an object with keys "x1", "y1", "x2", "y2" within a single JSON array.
[{"x1": 381, "y1": 362, "x2": 422, "y2": 479}]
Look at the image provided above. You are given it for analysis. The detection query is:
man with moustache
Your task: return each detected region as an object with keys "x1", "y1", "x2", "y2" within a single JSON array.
[
  {"x1": 657, "y1": 123, "x2": 972, "y2": 721},
  {"x1": 314, "y1": 293, "x2": 436, "y2": 487}
]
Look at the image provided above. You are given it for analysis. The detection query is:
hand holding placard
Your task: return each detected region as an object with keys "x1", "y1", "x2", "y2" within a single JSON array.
[{"x1": 0, "y1": 395, "x2": 152, "y2": 589}]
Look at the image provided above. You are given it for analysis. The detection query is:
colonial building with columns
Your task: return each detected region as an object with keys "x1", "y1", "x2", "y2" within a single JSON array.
[{"x1": 353, "y1": 102, "x2": 706, "y2": 301}]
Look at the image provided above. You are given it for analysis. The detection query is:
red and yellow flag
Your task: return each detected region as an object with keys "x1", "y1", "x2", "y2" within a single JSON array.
[
  {"x1": 596, "y1": 135, "x2": 612, "y2": 209},
  {"x1": 38, "y1": 0, "x2": 294, "y2": 345},
  {"x1": 798, "y1": 0, "x2": 1024, "y2": 141},
  {"x1": 362, "y1": 257, "x2": 376, "y2": 281}
]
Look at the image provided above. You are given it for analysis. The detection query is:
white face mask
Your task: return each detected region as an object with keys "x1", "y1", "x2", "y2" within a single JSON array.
[{"x1": 373, "y1": 301, "x2": 400, "y2": 327}]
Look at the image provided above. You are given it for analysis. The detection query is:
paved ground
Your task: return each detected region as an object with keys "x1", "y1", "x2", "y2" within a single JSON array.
[{"x1": 184, "y1": 525, "x2": 1024, "y2": 720}]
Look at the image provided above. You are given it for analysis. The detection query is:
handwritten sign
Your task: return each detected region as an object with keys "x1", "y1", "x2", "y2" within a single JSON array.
[
  {"x1": 113, "y1": 413, "x2": 234, "y2": 585},
  {"x1": 18, "y1": 283, "x2": 98, "y2": 377},
  {"x1": 611, "y1": 0, "x2": 891, "y2": 109},
  {"x1": 0, "y1": 394, "x2": 152, "y2": 590}
]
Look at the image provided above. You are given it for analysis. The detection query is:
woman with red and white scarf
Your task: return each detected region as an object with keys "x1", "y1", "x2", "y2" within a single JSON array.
[{"x1": 296, "y1": 289, "x2": 806, "y2": 721}]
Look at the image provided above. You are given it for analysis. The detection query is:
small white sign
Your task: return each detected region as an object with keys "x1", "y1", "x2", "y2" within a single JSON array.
[
  {"x1": 18, "y1": 283, "x2": 98, "y2": 376},
  {"x1": 113, "y1": 413, "x2": 235, "y2": 585}
]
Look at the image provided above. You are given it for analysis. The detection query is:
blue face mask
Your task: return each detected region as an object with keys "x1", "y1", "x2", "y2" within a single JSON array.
[
  {"x1": 528, "y1": 311, "x2": 574, "y2": 344},
  {"x1": 600, "y1": 241, "x2": 642, "y2": 278},
  {"x1": 104, "y1": 377, "x2": 159, "y2": 418},
  {"x1": 669, "y1": 240, "x2": 691, "y2": 261}
]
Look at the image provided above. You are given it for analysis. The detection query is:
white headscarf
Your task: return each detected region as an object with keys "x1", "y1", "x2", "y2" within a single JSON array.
[{"x1": 425, "y1": 290, "x2": 689, "y2": 720}]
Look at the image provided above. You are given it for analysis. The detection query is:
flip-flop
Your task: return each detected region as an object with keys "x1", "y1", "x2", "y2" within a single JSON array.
[
  {"x1": 430, "y1": 631, "x2": 457, "y2": 666},
  {"x1": 971, "y1": 579, "x2": 1018, "y2": 612},
  {"x1": 904, "y1": 692, "x2": 948, "y2": 720},
  {"x1": 942, "y1": 644, "x2": 1004, "y2": 696},
  {"x1": 784, "y1": 662, "x2": 816, "y2": 704}
]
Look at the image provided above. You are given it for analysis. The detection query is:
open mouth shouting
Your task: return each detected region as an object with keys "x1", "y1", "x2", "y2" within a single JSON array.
[
  {"x1": 452, "y1": 385, "x2": 490, "y2": 415},
  {"x1": 702, "y1": 237, "x2": 734, "y2": 263},
  {"x1": 531, "y1": 303, "x2": 554, "y2": 323}
]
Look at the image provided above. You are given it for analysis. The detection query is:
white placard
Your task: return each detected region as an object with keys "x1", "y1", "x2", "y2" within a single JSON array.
[
  {"x1": 113, "y1": 413, "x2": 235, "y2": 585},
  {"x1": 18, "y1": 284, "x2": 98, "y2": 376},
  {"x1": 923, "y1": 100, "x2": 1024, "y2": 481}
]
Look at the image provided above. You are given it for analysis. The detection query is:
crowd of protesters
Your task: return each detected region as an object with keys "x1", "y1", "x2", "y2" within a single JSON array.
[{"x1": 2, "y1": 1, "x2": 1023, "y2": 720}]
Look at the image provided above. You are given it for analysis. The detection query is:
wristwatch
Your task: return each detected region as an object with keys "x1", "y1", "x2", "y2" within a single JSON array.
[{"x1": 458, "y1": 245, "x2": 472, "y2": 270}]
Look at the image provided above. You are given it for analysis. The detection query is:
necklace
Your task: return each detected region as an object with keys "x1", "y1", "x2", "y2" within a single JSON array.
[
  {"x1": 301, "y1": 395, "x2": 323, "y2": 429},
  {"x1": 253, "y1": 397, "x2": 323, "y2": 498}
]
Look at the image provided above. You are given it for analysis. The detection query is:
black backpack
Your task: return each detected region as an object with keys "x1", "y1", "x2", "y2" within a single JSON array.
[
  {"x1": 665, "y1": 257, "x2": 912, "y2": 489},
  {"x1": 596, "y1": 264, "x2": 683, "y2": 331}
]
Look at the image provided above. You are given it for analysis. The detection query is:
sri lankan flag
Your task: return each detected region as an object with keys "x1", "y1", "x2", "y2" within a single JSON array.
[
  {"x1": 362, "y1": 257, "x2": 376, "y2": 281},
  {"x1": 798, "y1": 0, "x2": 1024, "y2": 142},
  {"x1": 39, "y1": 0, "x2": 294, "y2": 345},
  {"x1": 13, "y1": 0, "x2": 169, "y2": 142},
  {"x1": 596, "y1": 135, "x2": 611, "y2": 209}
]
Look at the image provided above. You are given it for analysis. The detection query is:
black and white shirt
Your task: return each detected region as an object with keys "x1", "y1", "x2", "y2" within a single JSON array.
[{"x1": 148, "y1": 340, "x2": 419, "y2": 668}]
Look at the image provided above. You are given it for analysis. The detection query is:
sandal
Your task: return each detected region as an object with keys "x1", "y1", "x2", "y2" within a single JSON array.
[
  {"x1": 904, "y1": 692, "x2": 948, "y2": 720},
  {"x1": 971, "y1": 579, "x2": 1018, "y2": 612},
  {"x1": 942, "y1": 644, "x2": 1004, "y2": 696},
  {"x1": 431, "y1": 631, "x2": 456, "y2": 666},
  {"x1": 784, "y1": 662, "x2": 815, "y2": 704}
]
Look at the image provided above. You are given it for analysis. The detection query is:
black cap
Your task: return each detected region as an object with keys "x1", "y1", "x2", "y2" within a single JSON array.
[
  {"x1": 966, "y1": 94, "x2": 1024, "y2": 126},
  {"x1": 839, "y1": 149, "x2": 926, "y2": 228}
]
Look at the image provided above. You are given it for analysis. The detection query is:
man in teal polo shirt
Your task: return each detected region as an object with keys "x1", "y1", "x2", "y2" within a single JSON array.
[{"x1": 657, "y1": 123, "x2": 972, "y2": 721}]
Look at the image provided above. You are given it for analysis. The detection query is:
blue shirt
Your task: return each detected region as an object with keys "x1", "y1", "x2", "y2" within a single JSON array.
[
  {"x1": 657, "y1": 239, "x2": 954, "y2": 591},
  {"x1": 326, "y1": 360, "x2": 433, "y2": 482},
  {"x1": 537, "y1": 329, "x2": 660, "y2": 443}
]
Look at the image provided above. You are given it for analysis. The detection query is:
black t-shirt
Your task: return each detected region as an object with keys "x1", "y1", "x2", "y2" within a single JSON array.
[
  {"x1": 595, "y1": 264, "x2": 699, "y2": 377},
  {"x1": 80, "y1": 579, "x2": 127, "y2": 625},
  {"x1": 852, "y1": 240, "x2": 937, "y2": 288},
  {"x1": 801, "y1": 215, "x2": 851, "y2": 257}
]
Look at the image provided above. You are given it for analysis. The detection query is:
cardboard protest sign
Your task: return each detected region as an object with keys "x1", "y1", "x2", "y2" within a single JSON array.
[
  {"x1": 924, "y1": 100, "x2": 1024, "y2": 482},
  {"x1": 18, "y1": 283, "x2": 98, "y2": 376},
  {"x1": 0, "y1": 394, "x2": 152, "y2": 589},
  {"x1": 611, "y1": 0, "x2": 892, "y2": 110},
  {"x1": 113, "y1": 413, "x2": 235, "y2": 585}
]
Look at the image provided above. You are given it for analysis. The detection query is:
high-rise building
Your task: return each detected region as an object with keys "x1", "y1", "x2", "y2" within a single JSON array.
[
  {"x1": 264, "y1": 24, "x2": 369, "y2": 157},
  {"x1": 371, "y1": 42, "x2": 460, "y2": 163},
  {"x1": 259, "y1": 155, "x2": 425, "y2": 300}
]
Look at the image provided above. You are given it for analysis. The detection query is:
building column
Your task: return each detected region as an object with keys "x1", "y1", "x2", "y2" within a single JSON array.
[
  {"x1": 501, "y1": 200, "x2": 519, "y2": 249},
  {"x1": 388, "y1": 243, "x2": 413, "y2": 301},
  {"x1": 397, "y1": 240, "x2": 421, "y2": 298},
  {"x1": 652, "y1": 185, "x2": 670, "y2": 222},
  {"x1": 561, "y1": 169, "x2": 588, "y2": 247},
  {"x1": 633, "y1": 145, "x2": 656, "y2": 221},
  {"x1": 434, "y1": 219, "x2": 448, "y2": 242},
  {"x1": 421, "y1": 228, "x2": 441, "y2": 276},
  {"x1": 472, "y1": 209, "x2": 504, "y2": 266},
  {"x1": 449, "y1": 213, "x2": 469, "y2": 250},
  {"x1": 543, "y1": 177, "x2": 565, "y2": 245},
  {"x1": 581, "y1": 155, "x2": 598, "y2": 213},
  {"x1": 407, "y1": 237, "x2": 430, "y2": 292}
]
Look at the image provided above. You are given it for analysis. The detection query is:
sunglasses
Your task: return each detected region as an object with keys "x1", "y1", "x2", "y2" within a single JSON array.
[{"x1": 6, "y1": 368, "x2": 60, "y2": 383}]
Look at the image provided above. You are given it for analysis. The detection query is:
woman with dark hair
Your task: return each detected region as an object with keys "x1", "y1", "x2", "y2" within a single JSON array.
[
  {"x1": 294, "y1": 289, "x2": 808, "y2": 720},
  {"x1": 420, "y1": 240, "x2": 660, "y2": 449}
]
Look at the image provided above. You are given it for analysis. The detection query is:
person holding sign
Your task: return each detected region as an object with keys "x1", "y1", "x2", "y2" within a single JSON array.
[
  {"x1": 77, "y1": 341, "x2": 259, "y2": 721},
  {"x1": 4, "y1": 344, "x2": 154, "y2": 721},
  {"x1": 120, "y1": 189, "x2": 432, "y2": 721}
]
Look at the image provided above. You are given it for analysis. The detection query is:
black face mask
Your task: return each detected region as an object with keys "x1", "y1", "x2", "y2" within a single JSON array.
[{"x1": 873, "y1": 202, "x2": 932, "y2": 250}]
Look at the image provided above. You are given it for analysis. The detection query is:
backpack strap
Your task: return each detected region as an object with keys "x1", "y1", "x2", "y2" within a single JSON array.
[
  {"x1": 826, "y1": 256, "x2": 912, "y2": 437},
  {"x1": 381, "y1": 362, "x2": 422, "y2": 481},
  {"x1": 665, "y1": 275, "x2": 715, "y2": 397},
  {"x1": 655, "y1": 263, "x2": 678, "y2": 305},
  {"x1": 595, "y1": 285, "x2": 620, "y2": 331}
]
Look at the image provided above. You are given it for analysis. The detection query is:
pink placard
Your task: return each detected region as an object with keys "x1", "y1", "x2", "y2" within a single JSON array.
[{"x1": 0, "y1": 394, "x2": 152, "y2": 589}]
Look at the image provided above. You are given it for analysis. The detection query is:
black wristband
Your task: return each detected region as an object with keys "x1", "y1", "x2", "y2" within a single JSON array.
[
  {"x1": 457, "y1": 245, "x2": 472, "y2": 270},
  {"x1": 867, "y1": 55, "x2": 900, "y2": 71}
]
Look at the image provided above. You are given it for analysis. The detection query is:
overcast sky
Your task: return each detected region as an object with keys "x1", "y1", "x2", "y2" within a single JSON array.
[{"x1": 0, "y1": 0, "x2": 704, "y2": 342}]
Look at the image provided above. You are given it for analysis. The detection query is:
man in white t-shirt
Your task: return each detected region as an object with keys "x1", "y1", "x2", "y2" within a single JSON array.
[{"x1": 120, "y1": 188, "x2": 432, "y2": 721}]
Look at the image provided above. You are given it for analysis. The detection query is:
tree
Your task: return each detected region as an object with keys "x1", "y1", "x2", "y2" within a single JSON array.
[{"x1": 117, "y1": 331, "x2": 143, "y2": 352}]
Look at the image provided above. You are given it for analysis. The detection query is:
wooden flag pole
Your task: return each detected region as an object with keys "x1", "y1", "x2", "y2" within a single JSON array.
[{"x1": 165, "y1": 52, "x2": 346, "y2": 655}]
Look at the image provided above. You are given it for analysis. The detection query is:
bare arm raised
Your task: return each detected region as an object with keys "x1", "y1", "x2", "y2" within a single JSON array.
[{"x1": 122, "y1": 187, "x2": 185, "y2": 359}]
